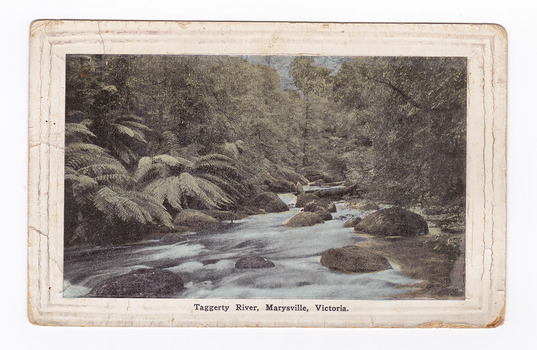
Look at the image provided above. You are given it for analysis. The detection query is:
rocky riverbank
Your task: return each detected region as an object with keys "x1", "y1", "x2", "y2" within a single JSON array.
[{"x1": 64, "y1": 182, "x2": 465, "y2": 300}]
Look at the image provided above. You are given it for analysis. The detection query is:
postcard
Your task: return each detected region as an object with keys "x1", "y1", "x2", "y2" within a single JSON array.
[{"x1": 28, "y1": 21, "x2": 506, "y2": 327}]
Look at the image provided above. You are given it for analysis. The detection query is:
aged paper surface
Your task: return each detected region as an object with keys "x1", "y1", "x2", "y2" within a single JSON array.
[{"x1": 28, "y1": 21, "x2": 506, "y2": 327}]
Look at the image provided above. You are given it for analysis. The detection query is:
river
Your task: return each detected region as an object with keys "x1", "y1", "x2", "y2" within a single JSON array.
[{"x1": 63, "y1": 191, "x2": 417, "y2": 299}]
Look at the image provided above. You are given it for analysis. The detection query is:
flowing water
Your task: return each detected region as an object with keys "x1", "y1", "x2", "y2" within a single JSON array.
[{"x1": 63, "y1": 191, "x2": 417, "y2": 299}]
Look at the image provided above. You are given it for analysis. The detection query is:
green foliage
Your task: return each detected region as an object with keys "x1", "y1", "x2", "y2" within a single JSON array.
[
  {"x1": 65, "y1": 54, "x2": 467, "y2": 245},
  {"x1": 64, "y1": 122, "x2": 172, "y2": 245},
  {"x1": 135, "y1": 153, "x2": 241, "y2": 212}
]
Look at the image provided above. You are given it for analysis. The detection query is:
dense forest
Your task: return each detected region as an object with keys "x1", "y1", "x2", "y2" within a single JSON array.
[{"x1": 64, "y1": 55, "x2": 466, "y2": 246}]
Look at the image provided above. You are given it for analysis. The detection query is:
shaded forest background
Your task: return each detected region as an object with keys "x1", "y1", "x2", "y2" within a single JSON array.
[{"x1": 64, "y1": 55, "x2": 466, "y2": 246}]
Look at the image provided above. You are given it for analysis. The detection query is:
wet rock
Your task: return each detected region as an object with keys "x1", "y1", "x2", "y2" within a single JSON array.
[
  {"x1": 235, "y1": 256, "x2": 275, "y2": 269},
  {"x1": 173, "y1": 209, "x2": 219, "y2": 230},
  {"x1": 312, "y1": 186, "x2": 358, "y2": 200},
  {"x1": 318, "y1": 211, "x2": 333, "y2": 221},
  {"x1": 296, "y1": 182, "x2": 304, "y2": 193},
  {"x1": 87, "y1": 268, "x2": 184, "y2": 298},
  {"x1": 284, "y1": 212, "x2": 324, "y2": 227},
  {"x1": 249, "y1": 192, "x2": 289, "y2": 213},
  {"x1": 200, "y1": 210, "x2": 246, "y2": 221},
  {"x1": 265, "y1": 175, "x2": 296, "y2": 193},
  {"x1": 327, "y1": 202, "x2": 337, "y2": 213},
  {"x1": 354, "y1": 207, "x2": 429, "y2": 237},
  {"x1": 304, "y1": 201, "x2": 327, "y2": 213},
  {"x1": 320, "y1": 246, "x2": 391, "y2": 273},
  {"x1": 296, "y1": 193, "x2": 321, "y2": 207},
  {"x1": 160, "y1": 232, "x2": 189, "y2": 244},
  {"x1": 343, "y1": 217, "x2": 362, "y2": 228},
  {"x1": 345, "y1": 200, "x2": 379, "y2": 211}
]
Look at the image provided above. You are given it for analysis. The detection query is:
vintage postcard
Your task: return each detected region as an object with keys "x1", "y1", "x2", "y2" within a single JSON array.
[{"x1": 28, "y1": 21, "x2": 506, "y2": 327}]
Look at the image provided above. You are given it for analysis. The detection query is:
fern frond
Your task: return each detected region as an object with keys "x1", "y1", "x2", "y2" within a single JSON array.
[
  {"x1": 94, "y1": 174, "x2": 136, "y2": 186},
  {"x1": 197, "y1": 153, "x2": 236, "y2": 163},
  {"x1": 153, "y1": 154, "x2": 194, "y2": 169},
  {"x1": 177, "y1": 172, "x2": 218, "y2": 209},
  {"x1": 196, "y1": 173, "x2": 244, "y2": 200},
  {"x1": 66, "y1": 142, "x2": 108, "y2": 158},
  {"x1": 112, "y1": 123, "x2": 147, "y2": 143},
  {"x1": 121, "y1": 120, "x2": 152, "y2": 132},
  {"x1": 193, "y1": 176, "x2": 233, "y2": 207},
  {"x1": 78, "y1": 163, "x2": 128, "y2": 177},
  {"x1": 194, "y1": 160, "x2": 242, "y2": 178},
  {"x1": 66, "y1": 123, "x2": 96, "y2": 141}
]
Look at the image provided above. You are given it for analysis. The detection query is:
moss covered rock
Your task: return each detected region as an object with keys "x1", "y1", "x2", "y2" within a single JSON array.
[
  {"x1": 87, "y1": 268, "x2": 184, "y2": 298},
  {"x1": 354, "y1": 207, "x2": 429, "y2": 237},
  {"x1": 320, "y1": 246, "x2": 391, "y2": 273},
  {"x1": 284, "y1": 212, "x2": 324, "y2": 227}
]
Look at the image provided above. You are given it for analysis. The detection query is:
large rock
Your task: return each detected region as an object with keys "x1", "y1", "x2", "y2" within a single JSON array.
[
  {"x1": 327, "y1": 202, "x2": 337, "y2": 213},
  {"x1": 284, "y1": 212, "x2": 324, "y2": 227},
  {"x1": 343, "y1": 217, "x2": 362, "y2": 228},
  {"x1": 265, "y1": 175, "x2": 296, "y2": 193},
  {"x1": 318, "y1": 211, "x2": 333, "y2": 221},
  {"x1": 346, "y1": 200, "x2": 379, "y2": 211},
  {"x1": 235, "y1": 256, "x2": 275, "y2": 269},
  {"x1": 173, "y1": 209, "x2": 219, "y2": 230},
  {"x1": 87, "y1": 268, "x2": 184, "y2": 298},
  {"x1": 200, "y1": 209, "x2": 246, "y2": 221},
  {"x1": 312, "y1": 185, "x2": 358, "y2": 200},
  {"x1": 303, "y1": 201, "x2": 327, "y2": 213},
  {"x1": 320, "y1": 246, "x2": 391, "y2": 273},
  {"x1": 296, "y1": 193, "x2": 321, "y2": 207},
  {"x1": 249, "y1": 192, "x2": 289, "y2": 213},
  {"x1": 354, "y1": 207, "x2": 429, "y2": 237},
  {"x1": 302, "y1": 200, "x2": 335, "y2": 221}
]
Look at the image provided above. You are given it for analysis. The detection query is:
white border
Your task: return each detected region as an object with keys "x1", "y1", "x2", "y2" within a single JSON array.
[{"x1": 27, "y1": 21, "x2": 506, "y2": 328}]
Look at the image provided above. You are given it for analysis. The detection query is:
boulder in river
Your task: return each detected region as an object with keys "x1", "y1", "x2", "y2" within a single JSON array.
[
  {"x1": 284, "y1": 212, "x2": 324, "y2": 227},
  {"x1": 320, "y1": 246, "x2": 391, "y2": 273},
  {"x1": 87, "y1": 268, "x2": 184, "y2": 298},
  {"x1": 235, "y1": 256, "x2": 275, "y2": 269},
  {"x1": 354, "y1": 207, "x2": 429, "y2": 237},
  {"x1": 327, "y1": 202, "x2": 337, "y2": 213},
  {"x1": 343, "y1": 217, "x2": 362, "y2": 228},
  {"x1": 312, "y1": 185, "x2": 358, "y2": 200},
  {"x1": 200, "y1": 209, "x2": 246, "y2": 221},
  {"x1": 249, "y1": 192, "x2": 289, "y2": 213},
  {"x1": 345, "y1": 200, "x2": 379, "y2": 211},
  {"x1": 173, "y1": 209, "x2": 219, "y2": 230},
  {"x1": 303, "y1": 201, "x2": 328, "y2": 213},
  {"x1": 318, "y1": 211, "x2": 333, "y2": 221},
  {"x1": 265, "y1": 175, "x2": 296, "y2": 193},
  {"x1": 296, "y1": 193, "x2": 321, "y2": 207}
]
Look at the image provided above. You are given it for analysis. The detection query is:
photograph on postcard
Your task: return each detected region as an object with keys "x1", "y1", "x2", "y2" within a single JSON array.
[{"x1": 62, "y1": 54, "x2": 466, "y2": 301}]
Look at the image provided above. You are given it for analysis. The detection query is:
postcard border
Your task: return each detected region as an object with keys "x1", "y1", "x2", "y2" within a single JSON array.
[{"x1": 28, "y1": 21, "x2": 506, "y2": 327}]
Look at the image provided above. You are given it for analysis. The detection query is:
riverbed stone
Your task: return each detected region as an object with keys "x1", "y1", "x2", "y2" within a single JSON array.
[
  {"x1": 345, "y1": 200, "x2": 379, "y2": 211},
  {"x1": 320, "y1": 246, "x2": 391, "y2": 273},
  {"x1": 249, "y1": 192, "x2": 289, "y2": 213},
  {"x1": 265, "y1": 175, "x2": 296, "y2": 193},
  {"x1": 303, "y1": 201, "x2": 327, "y2": 213},
  {"x1": 354, "y1": 207, "x2": 429, "y2": 237},
  {"x1": 343, "y1": 217, "x2": 362, "y2": 228},
  {"x1": 327, "y1": 202, "x2": 337, "y2": 213},
  {"x1": 296, "y1": 193, "x2": 321, "y2": 207},
  {"x1": 318, "y1": 211, "x2": 333, "y2": 221},
  {"x1": 284, "y1": 212, "x2": 324, "y2": 227},
  {"x1": 87, "y1": 268, "x2": 184, "y2": 298},
  {"x1": 200, "y1": 209, "x2": 246, "y2": 221},
  {"x1": 173, "y1": 209, "x2": 220, "y2": 230},
  {"x1": 235, "y1": 256, "x2": 275, "y2": 269}
]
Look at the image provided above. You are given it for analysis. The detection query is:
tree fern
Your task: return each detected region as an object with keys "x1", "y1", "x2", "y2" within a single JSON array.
[{"x1": 136, "y1": 153, "x2": 242, "y2": 211}]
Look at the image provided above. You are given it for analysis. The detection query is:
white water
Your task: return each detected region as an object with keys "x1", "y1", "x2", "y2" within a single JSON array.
[{"x1": 63, "y1": 193, "x2": 416, "y2": 299}]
